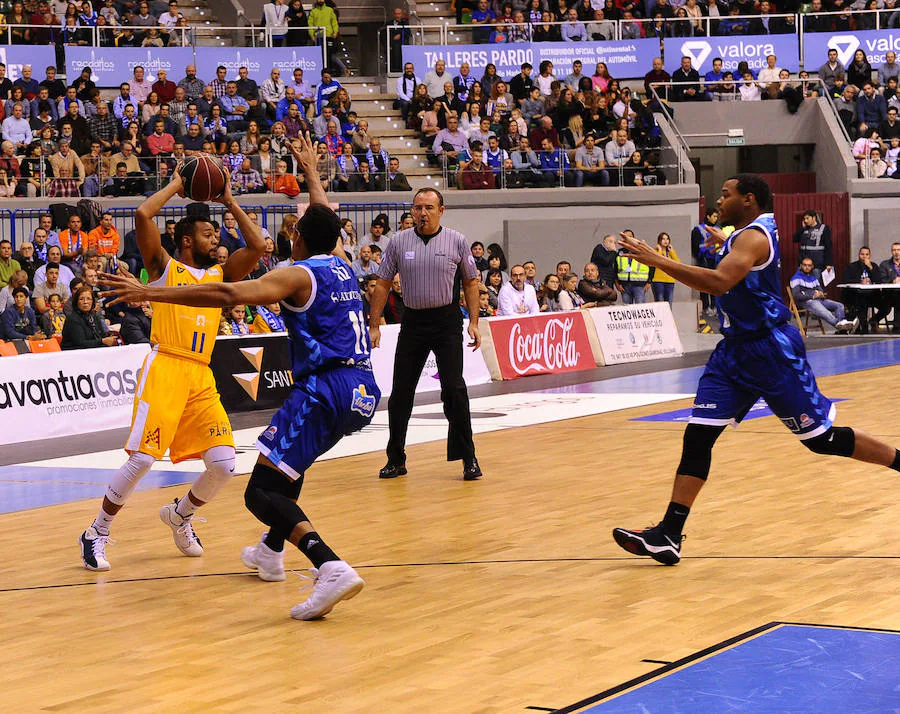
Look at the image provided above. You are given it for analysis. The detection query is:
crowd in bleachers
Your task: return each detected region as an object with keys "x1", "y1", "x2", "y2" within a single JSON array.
[{"x1": 0, "y1": 57, "x2": 414, "y2": 197}]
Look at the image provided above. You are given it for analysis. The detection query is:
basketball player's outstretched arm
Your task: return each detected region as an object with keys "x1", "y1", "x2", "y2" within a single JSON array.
[
  {"x1": 100, "y1": 265, "x2": 313, "y2": 310},
  {"x1": 218, "y1": 175, "x2": 267, "y2": 283},
  {"x1": 618, "y1": 229, "x2": 770, "y2": 296},
  {"x1": 135, "y1": 172, "x2": 184, "y2": 282},
  {"x1": 289, "y1": 131, "x2": 351, "y2": 266}
]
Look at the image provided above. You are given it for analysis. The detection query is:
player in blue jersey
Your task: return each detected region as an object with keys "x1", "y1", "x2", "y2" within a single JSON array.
[
  {"x1": 101, "y1": 134, "x2": 381, "y2": 620},
  {"x1": 611, "y1": 174, "x2": 900, "y2": 565}
]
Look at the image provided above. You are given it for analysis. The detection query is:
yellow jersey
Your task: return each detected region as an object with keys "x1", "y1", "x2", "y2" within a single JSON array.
[{"x1": 149, "y1": 259, "x2": 223, "y2": 364}]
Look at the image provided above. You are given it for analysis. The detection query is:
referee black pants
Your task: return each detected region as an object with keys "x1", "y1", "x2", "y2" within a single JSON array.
[{"x1": 386, "y1": 304, "x2": 475, "y2": 464}]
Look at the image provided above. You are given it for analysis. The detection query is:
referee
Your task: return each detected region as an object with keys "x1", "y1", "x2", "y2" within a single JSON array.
[{"x1": 368, "y1": 188, "x2": 484, "y2": 481}]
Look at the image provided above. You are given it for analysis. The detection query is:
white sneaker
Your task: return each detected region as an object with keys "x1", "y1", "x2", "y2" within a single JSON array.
[
  {"x1": 79, "y1": 526, "x2": 113, "y2": 571},
  {"x1": 159, "y1": 499, "x2": 205, "y2": 557},
  {"x1": 241, "y1": 533, "x2": 286, "y2": 582},
  {"x1": 835, "y1": 319, "x2": 853, "y2": 333},
  {"x1": 290, "y1": 560, "x2": 365, "y2": 620}
]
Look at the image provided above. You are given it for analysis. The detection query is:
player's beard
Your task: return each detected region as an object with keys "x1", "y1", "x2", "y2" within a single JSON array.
[{"x1": 193, "y1": 246, "x2": 216, "y2": 269}]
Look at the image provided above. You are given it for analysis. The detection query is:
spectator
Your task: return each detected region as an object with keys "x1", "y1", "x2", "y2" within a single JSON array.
[
  {"x1": 587, "y1": 9, "x2": 616, "y2": 40},
  {"x1": 538, "y1": 136, "x2": 573, "y2": 185},
  {"x1": 48, "y1": 139, "x2": 86, "y2": 194},
  {"x1": 792, "y1": 210, "x2": 833, "y2": 285},
  {"x1": 530, "y1": 115, "x2": 559, "y2": 148},
  {"x1": 757, "y1": 54, "x2": 783, "y2": 85},
  {"x1": 267, "y1": 159, "x2": 301, "y2": 196},
  {"x1": 0, "y1": 268, "x2": 28, "y2": 312},
  {"x1": 62, "y1": 286, "x2": 116, "y2": 349},
  {"x1": 561, "y1": 8, "x2": 587, "y2": 41},
  {"x1": 42, "y1": 66, "x2": 68, "y2": 103},
  {"x1": 117, "y1": 301, "x2": 152, "y2": 344},
  {"x1": 382, "y1": 274, "x2": 405, "y2": 324},
  {"x1": 348, "y1": 158, "x2": 377, "y2": 191},
  {"x1": 432, "y1": 115, "x2": 469, "y2": 166},
  {"x1": 497, "y1": 264, "x2": 540, "y2": 315},
  {"x1": 644, "y1": 58, "x2": 671, "y2": 101},
  {"x1": 819, "y1": 48, "x2": 846, "y2": 97},
  {"x1": 88, "y1": 101, "x2": 118, "y2": 152},
  {"x1": 113, "y1": 83, "x2": 138, "y2": 121},
  {"x1": 590, "y1": 233, "x2": 619, "y2": 289},
  {"x1": 146, "y1": 118, "x2": 175, "y2": 157},
  {"x1": 2, "y1": 103, "x2": 33, "y2": 151},
  {"x1": 672, "y1": 56, "x2": 702, "y2": 101},
  {"x1": 848, "y1": 49, "x2": 874, "y2": 91},
  {"x1": 1, "y1": 286, "x2": 42, "y2": 340},
  {"x1": 13, "y1": 243, "x2": 42, "y2": 290},
  {"x1": 651, "y1": 232, "x2": 679, "y2": 304},
  {"x1": 250, "y1": 302, "x2": 285, "y2": 334},
  {"x1": 423, "y1": 60, "x2": 449, "y2": 100},
  {"x1": 177, "y1": 65, "x2": 205, "y2": 102},
  {"x1": 152, "y1": 69, "x2": 177, "y2": 104},
  {"x1": 461, "y1": 141, "x2": 496, "y2": 189},
  {"x1": 842, "y1": 245, "x2": 885, "y2": 333},
  {"x1": 394, "y1": 63, "x2": 420, "y2": 125},
  {"x1": 0, "y1": 239, "x2": 21, "y2": 288},
  {"x1": 539, "y1": 274, "x2": 562, "y2": 311},
  {"x1": 315, "y1": 68, "x2": 342, "y2": 115},
  {"x1": 32, "y1": 262, "x2": 72, "y2": 313},
  {"x1": 351, "y1": 245, "x2": 377, "y2": 279},
  {"x1": 511, "y1": 136, "x2": 549, "y2": 187},
  {"x1": 879, "y1": 106, "x2": 900, "y2": 144},
  {"x1": 386, "y1": 157, "x2": 412, "y2": 191},
  {"x1": 858, "y1": 82, "x2": 888, "y2": 135},
  {"x1": 14, "y1": 65, "x2": 40, "y2": 100},
  {"x1": 577, "y1": 262, "x2": 617, "y2": 306},
  {"x1": 739, "y1": 72, "x2": 763, "y2": 102},
  {"x1": 453, "y1": 62, "x2": 476, "y2": 106},
  {"x1": 860, "y1": 146, "x2": 888, "y2": 178},
  {"x1": 605, "y1": 128, "x2": 635, "y2": 171},
  {"x1": 233, "y1": 158, "x2": 265, "y2": 194},
  {"x1": 559, "y1": 272, "x2": 593, "y2": 310},
  {"x1": 534, "y1": 60, "x2": 556, "y2": 97},
  {"x1": 879, "y1": 52, "x2": 899, "y2": 88},
  {"x1": 620, "y1": 11, "x2": 641, "y2": 39},
  {"x1": 791, "y1": 258, "x2": 855, "y2": 332},
  {"x1": 39, "y1": 292, "x2": 66, "y2": 337},
  {"x1": 308, "y1": 0, "x2": 341, "y2": 72},
  {"x1": 616, "y1": 230, "x2": 651, "y2": 304},
  {"x1": 877, "y1": 242, "x2": 900, "y2": 332},
  {"x1": 484, "y1": 269, "x2": 503, "y2": 309},
  {"x1": 261, "y1": 68, "x2": 286, "y2": 121},
  {"x1": 470, "y1": 0, "x2": 497, "y2": 44},
  {"x1": 470, "y1": 241, "x2": 489, "y2": 272},
  {"x1": 574, "y1": 133, "x2": 610, "y2": 186},
  {"x1": 129, "y1": 66, "x2": 153, "y2": 105}
]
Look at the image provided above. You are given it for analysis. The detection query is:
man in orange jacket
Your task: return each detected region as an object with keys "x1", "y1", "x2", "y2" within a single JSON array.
[{"x1": 87, "y1": 211, "x2": 121, "y2": 270}]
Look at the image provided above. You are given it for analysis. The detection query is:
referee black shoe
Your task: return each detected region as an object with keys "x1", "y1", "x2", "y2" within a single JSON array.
[
  {"x1": 379, "y1": 462, "x2": 407, "y2": 479},
  {"x1": 463, "y1": 457, "x2": 483, "y2": 481},
  {"x1": 612, "y1": 524, "x2": 683, "y2": 565}
]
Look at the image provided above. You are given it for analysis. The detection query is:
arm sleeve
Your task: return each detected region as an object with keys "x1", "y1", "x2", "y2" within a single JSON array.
[
  {"x1": 496, "y1": 285, "x2": 513, "y2": 316},
  {"x1": 458, "y1": 237, "x2": 478, "y2": 280},
  {"x1": 526, "y1": 286, "x2": 540, "y2": 314}
]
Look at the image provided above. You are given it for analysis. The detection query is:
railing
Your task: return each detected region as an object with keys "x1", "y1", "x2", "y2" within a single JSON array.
[
  {"x1": 3, "y1": 202, "x2": 413, "y2": 249},
  {"x1": 0, "y1": 22, "x2": 329, "y2": 49}
]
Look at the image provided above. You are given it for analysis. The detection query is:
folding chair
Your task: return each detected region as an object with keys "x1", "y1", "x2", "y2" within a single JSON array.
[{"x1": 27, "y1": 339, "x2": 62, "y2": 354}]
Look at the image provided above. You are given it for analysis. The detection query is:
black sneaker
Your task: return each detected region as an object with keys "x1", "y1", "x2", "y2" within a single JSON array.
[
  {"x1": 463, "y1": 457, "x2": 483, "y2": 481},
  {"x1": 379, "y1": 462, "x2": 407, "y2": 479},
  {"x1": 612, "y1": 524, "x2": 683, "y2": 565}
]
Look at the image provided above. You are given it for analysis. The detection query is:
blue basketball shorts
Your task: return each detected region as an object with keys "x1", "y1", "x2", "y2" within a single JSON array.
[
  {"x1": 256, "y1": 366, "x2": 381, "y2": 480},
  {"x1": 690, "y1": 324, "x2": 835, "y2": 440}
]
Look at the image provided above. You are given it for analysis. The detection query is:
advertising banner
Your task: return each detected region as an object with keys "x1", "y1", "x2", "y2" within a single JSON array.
[
  {"x1": 0, "y1": 46, "x2": 57, "y2": 83},
  {"x1": 663, "y1": 35, "x2": 800, "y2": 75},
  {"x1": 0, "y1": 344, "x2": 149, "y2": 445},
  {"x1": 402, "y1": 38, "x2": 660, "y2": 80},
  {"x1": 209, "y1": 333, "x2": 294, "y2": 413},
  {"x1": 803, "y1": 29, "x2": 900, "y2": 70},
  {"x1": 65, "y1": 47, "x2": 194, "y2": 86},
  {"x1": 369, "y1": 322, "x2": 492, "y2": 397},
  {"x1": 589, "y1": 302, "x2": 683, "y2": 366},
  {"x1": 194, "y1": 46, "x2": 324, "y2": 84},
  {"x1": 482, "y1": 313, "x2": 596, "y2": 380}
]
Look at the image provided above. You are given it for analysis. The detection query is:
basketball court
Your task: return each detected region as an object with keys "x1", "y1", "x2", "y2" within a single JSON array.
[{"x1": 2, "y1": 338, "x2": 899, "y2": 712}]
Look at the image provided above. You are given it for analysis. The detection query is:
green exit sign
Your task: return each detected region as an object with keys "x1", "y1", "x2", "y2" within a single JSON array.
[{"x1": 726, "y1": 137, "x2": 745, "y2": 146}]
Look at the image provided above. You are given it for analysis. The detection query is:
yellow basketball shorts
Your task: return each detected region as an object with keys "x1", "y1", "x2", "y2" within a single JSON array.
[{"x1": 125, "y1": 349, "x2": 233, "y2": 463}]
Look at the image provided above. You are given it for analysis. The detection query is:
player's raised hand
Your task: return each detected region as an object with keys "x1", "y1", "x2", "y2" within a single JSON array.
[
  {"x1": 169, "y1": 168, "x2": 185, "y2": 198},
  {"x1": 289, "y1": 132, "x2": 317, "y2": 173},
  {"x1": 704, "y1": 225, "x2": 727, "y2": 252},
  {"x1": 617, "y1": 232, "x2": 661, "y2": 266},
  {"x1": 98, "y1": 270, "x2": 149, "y2": 306}
]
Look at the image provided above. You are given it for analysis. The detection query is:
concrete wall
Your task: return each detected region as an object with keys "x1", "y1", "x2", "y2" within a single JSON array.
[
  {"x1": 670, "y1": 98, "x2": 856, "y2": 194},
  {"x1": 849, "y1": 179, "x2": 900, "y2": 260}
]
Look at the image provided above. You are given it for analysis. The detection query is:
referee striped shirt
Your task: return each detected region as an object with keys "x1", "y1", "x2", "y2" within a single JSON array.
[{"x1": 376, "y1": 227, "x2": 479, "y2": 309}]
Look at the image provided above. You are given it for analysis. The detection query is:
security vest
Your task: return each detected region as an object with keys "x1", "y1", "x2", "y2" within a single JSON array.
[{"x1": 617, "y1": 255, "x2": 650, "y2": 283}]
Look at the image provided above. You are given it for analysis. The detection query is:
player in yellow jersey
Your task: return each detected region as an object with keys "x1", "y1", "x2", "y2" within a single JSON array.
[{"x1": 79, "y1": 170, "x2": 265, "y2": 571}]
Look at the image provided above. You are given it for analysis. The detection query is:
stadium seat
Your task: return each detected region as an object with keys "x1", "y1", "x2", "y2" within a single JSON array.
[{"x1": 28, "y1": 339, "x2": 62, "y2": 354}]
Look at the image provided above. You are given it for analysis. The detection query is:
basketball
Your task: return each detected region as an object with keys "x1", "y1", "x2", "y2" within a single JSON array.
[{"x1": 177, "y1": 154, "x2": 227, "y2": 202}]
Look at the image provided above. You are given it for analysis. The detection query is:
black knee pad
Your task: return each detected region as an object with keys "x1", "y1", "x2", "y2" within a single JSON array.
[
  {"x1": 244, "y1": 462, "x2": 303, "y2": 522},
  {"x1": 676, "y1": 423, "x2": 726, "y2": 481},
  {"x1": 803, "y1": 426, "x2": 855, "y2": 457}
]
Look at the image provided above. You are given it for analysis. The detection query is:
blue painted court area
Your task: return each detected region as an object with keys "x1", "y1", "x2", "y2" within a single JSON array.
[
  {"x1": 576, "y1": 625, "x2": 900, "y2": 713},
  {"x1": 545, "y1": 341, "x2": 900, "y2": 396},
  {"x1": 632, "y1": 398, "x2": 849, "y2": 424},
  {"x1": 0, "y1": 465, "x2": 192, "y2": 514}
]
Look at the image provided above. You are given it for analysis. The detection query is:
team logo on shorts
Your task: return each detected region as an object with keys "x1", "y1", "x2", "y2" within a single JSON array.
[
  {"x1": 144, "y1": 427, "x2": 161, "y2": 449},
  {"x1": 799, "y1": 413, "x2": 815, "y2": 429},
  {"x1": 263, "y1": 425, "x2": 278, "y2": 441},
  {"x1": 351, "y1": 385, "x2": 376, "y2": 418}
]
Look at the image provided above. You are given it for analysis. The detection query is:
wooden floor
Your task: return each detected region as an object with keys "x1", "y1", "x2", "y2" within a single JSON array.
[{"x1": 3, "y1": 366, "x2": 900, "y2": 713}]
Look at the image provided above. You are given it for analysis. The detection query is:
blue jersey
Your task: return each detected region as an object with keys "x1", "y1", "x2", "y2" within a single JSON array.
[
  {"x1": 715, "y1": 213, "x2": 791, "y2": 340},
  {"x1": 282, "y1": 255, "x2": 371, "y2": 378}
]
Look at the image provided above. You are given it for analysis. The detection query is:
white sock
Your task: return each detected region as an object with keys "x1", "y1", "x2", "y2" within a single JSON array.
[
  {"x1": 92, "y1": 507, "x2": 115, "y2": 535},
  {"x1": 175, "y1": 495, "x2": 197, "y2": 519}
]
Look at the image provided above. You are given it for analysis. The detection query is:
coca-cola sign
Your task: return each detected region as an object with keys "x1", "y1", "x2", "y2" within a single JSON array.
[{"x1": 489, "y1": 313, "x2": 597, "y2": 380}]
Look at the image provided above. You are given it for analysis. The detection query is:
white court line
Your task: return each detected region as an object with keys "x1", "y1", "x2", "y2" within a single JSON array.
[{"x1": 19, "y1": 391, "x2": 693, "y2": 475}]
